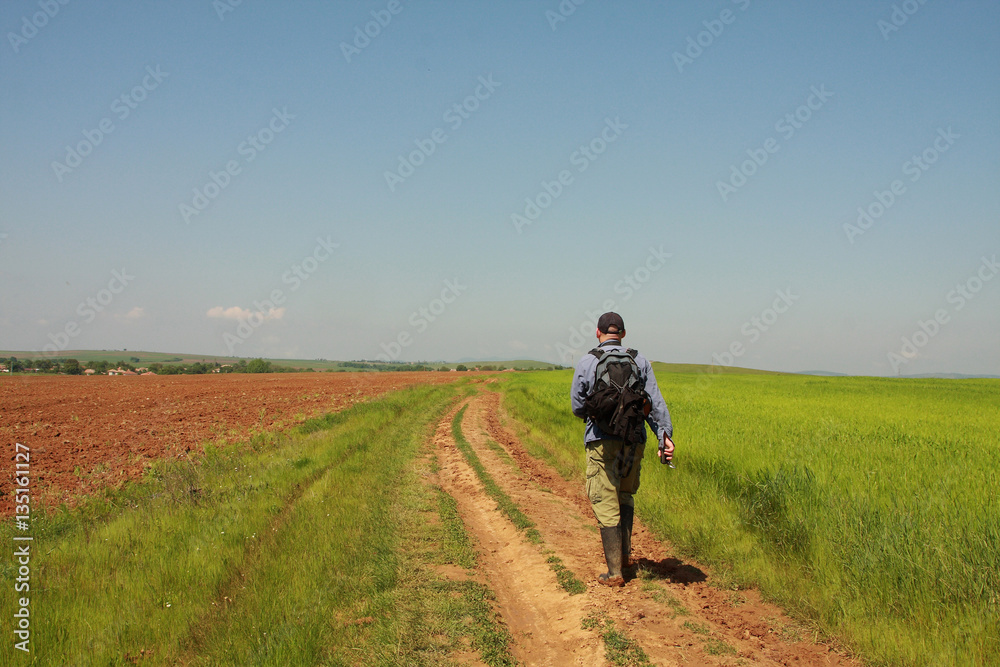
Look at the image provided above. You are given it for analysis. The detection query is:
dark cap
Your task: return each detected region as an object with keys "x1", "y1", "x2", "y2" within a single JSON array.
[{"x1": 597, "y1": 312, "x2": 625, "y2": 335}]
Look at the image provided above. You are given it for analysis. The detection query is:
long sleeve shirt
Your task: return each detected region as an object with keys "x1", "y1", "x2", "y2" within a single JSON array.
[{"x1": 570, "y1": 339, "x2": 673, "y2": 445}]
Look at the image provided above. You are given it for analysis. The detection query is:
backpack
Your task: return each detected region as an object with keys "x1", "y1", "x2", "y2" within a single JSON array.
[{"x1": 583, "y1": 347, "x2": 651, "y2": 446}]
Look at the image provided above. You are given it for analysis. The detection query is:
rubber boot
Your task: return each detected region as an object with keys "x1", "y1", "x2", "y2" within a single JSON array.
[
  {"x1": 598, "y1": 525, "x2": 624, "y2": 587},
  {"x1": 620, "y1": 504, "x2": 634, "y2": 569}
]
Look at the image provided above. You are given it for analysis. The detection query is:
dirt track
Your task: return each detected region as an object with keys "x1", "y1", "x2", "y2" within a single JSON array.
[
  {"x1": 435, "y1": 388, "x2": 860, "y2": 666},
  {"x1": 0, "y1": 372, "x2": 458, "y2": 515}
]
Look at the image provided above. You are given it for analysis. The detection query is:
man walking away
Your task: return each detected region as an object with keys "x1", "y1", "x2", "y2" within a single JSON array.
[{"x1": 570, "y1": 312, "x2": 674, "y2": 586}]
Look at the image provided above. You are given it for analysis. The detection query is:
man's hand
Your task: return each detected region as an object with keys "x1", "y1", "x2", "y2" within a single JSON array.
[{"x1": 659, "y1": 433, "x2": 675, "y2": 463}]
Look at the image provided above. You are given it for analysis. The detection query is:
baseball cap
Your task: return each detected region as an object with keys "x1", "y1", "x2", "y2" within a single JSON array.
[{"x1": 597, "y1": 312, "x2": 625, "y2": 335}]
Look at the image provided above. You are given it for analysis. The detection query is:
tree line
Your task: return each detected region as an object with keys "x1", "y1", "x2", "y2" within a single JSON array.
[
  {"x1": 0, "y1": 357, "x2": 294, "y2": 375},
  {"x1": 2, "y1": 357, "x2": 567, "y2": 375}
]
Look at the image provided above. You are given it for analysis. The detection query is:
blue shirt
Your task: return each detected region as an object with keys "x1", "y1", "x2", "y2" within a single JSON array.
[{"x1": 570, "y1": 339, "x2": 673, "y2": 444}]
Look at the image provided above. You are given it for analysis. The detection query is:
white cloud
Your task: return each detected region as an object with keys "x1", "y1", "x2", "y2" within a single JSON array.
[
  {"x1": 123, "y1": 306, "x2": 145, "y2": 320},
  {"x1": 207, "y1": 306, "x2": 250, "y2": 320},
  {"x1": 207, "y1": 306, "x2": 285, "y2": 321}
]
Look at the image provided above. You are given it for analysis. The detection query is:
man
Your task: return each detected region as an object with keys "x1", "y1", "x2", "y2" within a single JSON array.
[{"x1": 571, "y1": 312, "x2": 674, "y2": 587}]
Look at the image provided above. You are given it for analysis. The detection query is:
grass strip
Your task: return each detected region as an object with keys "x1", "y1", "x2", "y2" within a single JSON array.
[
  {"x1": 450, "y1": 405, "x2": 586, "y2": 595},
  {"x1": 451, "y1": 406, "x2": 540, "y2": 543},
  {"x1": 582, "y1": 611, "x2": 651, "y2": 667},
  {"x1": 546, "y1": 555, "x2": 587, "y2": 595},
  {"x1": 436, "y1": 487, "x2": 478, "y2": 571}
]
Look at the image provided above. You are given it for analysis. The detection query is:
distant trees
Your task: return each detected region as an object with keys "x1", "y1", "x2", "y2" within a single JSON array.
[
  {"x1": 245, "y1": 358, "x2": 272, "y2": 374},
  {"x1": 85, "y1": 360, "x2": 111, "y2": 374},
  {"x1": 0, "y1": 355, "x2": 536, "y2": 375}
]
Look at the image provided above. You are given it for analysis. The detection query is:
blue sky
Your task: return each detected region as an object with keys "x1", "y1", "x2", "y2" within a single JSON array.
[{"x1": 1, "y1": 0, "x2": 997, "y2": 375}]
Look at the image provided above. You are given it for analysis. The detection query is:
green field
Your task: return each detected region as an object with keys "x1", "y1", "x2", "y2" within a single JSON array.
[{"x1": 496, "y1": 367, "x2": 1000, "y2": 666}]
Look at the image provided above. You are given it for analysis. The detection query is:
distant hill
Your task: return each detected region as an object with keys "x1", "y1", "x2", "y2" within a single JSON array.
[
  {"x1": 798, "y1": 370, "x2": 1000, "y2": 379},
  {"x1": 899, "y1": 372, "x2": 1000, "y2": 380},
  {"x1": 651, "y1": 362, "x2": 787, "y2": 375}
]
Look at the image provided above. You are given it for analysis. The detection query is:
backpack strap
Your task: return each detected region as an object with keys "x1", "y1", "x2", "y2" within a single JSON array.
[
  {"x1": 626, "y1": 349, "x2": 638, "y2": 359},
  {"x1": 588, "y1": 348, "x2": 604, "y2": 360}
]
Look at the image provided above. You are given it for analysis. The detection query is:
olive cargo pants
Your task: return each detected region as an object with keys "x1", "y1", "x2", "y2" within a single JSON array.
[{"x1": 586, "y1": 438, "x2": 644, "y2": 528}]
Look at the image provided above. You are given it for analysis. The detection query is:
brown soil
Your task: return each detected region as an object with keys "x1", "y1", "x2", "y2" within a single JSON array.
[
  {"x1": 0, "y1": 372, "x2": 458, "y2": 515},
  {"x1": 434, "y1": 388, "x2": 862, "y2": 666}
]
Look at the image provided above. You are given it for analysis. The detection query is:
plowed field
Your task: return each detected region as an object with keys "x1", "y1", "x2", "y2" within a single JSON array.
[{"x1": 0, "y1": 372, "x2": 459, "y2": 515}]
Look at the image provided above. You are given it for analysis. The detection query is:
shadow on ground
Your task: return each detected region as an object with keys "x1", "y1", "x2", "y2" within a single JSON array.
[{"x1": 632, "y1": 557, "x2": 707, "y2": 585}]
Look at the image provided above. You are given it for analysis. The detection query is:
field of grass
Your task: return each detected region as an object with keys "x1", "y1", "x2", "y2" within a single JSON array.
[
  {"x1": 0, "y1": 381, "x2": 520, "y2": 666},
  {"x1": 495, "y1": 367, "x2": 1000, "y2": 666},
  {"x1": 6, "y1": 364, "x2": 997, "y2": 665}
]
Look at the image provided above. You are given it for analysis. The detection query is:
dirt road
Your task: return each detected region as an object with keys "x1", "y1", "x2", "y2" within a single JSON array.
[{"x1": 434, "y1": 388, "x2": 860, "y2": 666}]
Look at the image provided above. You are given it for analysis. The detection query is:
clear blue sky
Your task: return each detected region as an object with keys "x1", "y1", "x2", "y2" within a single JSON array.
[{"x1": 1, "y1": 1, "x2": 997, "y2": 375}]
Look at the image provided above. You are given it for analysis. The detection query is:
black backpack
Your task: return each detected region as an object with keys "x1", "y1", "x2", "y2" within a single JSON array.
[{"x1": 583, "y1": 347, "x2": 651, "y2": 446}]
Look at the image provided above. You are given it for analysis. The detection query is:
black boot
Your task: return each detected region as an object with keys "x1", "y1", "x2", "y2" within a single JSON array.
[
  {"x1": 620, "y1": 504, "x2": 634, "y2": 569},
  {"x1": 598, "y1": 525, "x2": 624, "y2": 587}
]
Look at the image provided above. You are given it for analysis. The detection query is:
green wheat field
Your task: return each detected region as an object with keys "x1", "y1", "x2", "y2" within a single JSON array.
[{"x1": 500, "y1": 367, "x2": 1000, "y2": 665}]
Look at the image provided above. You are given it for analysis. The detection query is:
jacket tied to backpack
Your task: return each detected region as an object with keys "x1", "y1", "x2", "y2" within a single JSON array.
[{"x1": 582, "y1": 346, "x2": 652, "y2": 476}]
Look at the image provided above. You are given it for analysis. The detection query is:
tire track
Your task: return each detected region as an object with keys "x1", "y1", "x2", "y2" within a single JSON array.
[{"x1": 435, "y1": 399, "x2": 605, "y2": 666}]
